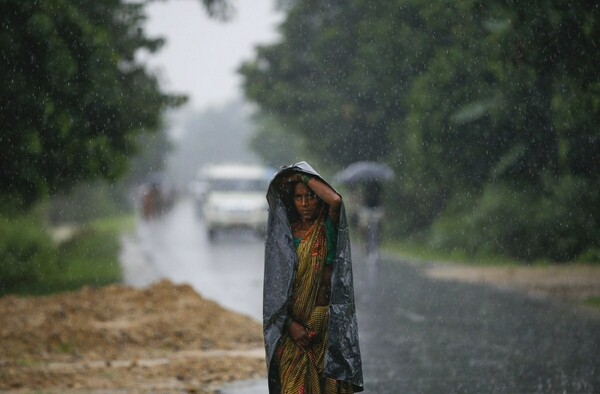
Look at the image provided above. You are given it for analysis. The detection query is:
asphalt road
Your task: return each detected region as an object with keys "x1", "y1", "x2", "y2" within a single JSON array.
[
  {"x1": 354, "y1": 258, "x2": 600, "y2": 393},
  {"x1": 121, "y1": 198, "x2": 264, "y2": 321},
  {"x1": 121, "y1": 199, "x2": 600, "y2": 393}
]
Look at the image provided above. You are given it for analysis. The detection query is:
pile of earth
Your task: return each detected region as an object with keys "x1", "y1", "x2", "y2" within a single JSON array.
[{"x1": 0, "y1": 280, "x2": 266, "y2": 393}]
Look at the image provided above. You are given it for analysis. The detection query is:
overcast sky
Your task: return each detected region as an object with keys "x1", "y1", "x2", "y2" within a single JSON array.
[{"x1": 143, "y1": 0, "x2": 283, "y2": 111}]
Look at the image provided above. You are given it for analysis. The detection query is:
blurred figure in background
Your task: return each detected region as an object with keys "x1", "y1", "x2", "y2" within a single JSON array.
[
  {"x1": 139, "y1": 175, "x2": 175, "y2": 220},
  {"x1": 141, "y1": 182, "x2": 162, "y2": 219},
  {"x1": 335, "y1": 161, "x2": 394, "y2": 264},
  {"x1": 357, "y1": 180, "x2": 384, "y2": 264}
]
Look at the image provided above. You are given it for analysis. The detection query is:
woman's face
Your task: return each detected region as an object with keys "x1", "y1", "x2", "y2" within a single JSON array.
[{"x1": 293, "y1": 182, "x2": 321, "y2": 222}]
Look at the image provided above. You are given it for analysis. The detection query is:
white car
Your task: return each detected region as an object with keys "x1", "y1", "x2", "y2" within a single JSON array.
[{"x1": 201, "y1": 164, "x2": 273, "y2": 239}]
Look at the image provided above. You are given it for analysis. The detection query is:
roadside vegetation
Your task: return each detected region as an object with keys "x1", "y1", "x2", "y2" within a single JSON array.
[
  {"x1": 383, "y1": 223, "x2": 599, "y2": 268},
  {"x1": 383, "y1": 237, "x2": 521, "y2": 267},
  {"x1": 241, "y1": 0, "x2": 599, "y2": 265},
  {"x1": 0, "y1": 0, "x2": 208, "y2": 297},
  {"x1": 1, "y1": 0, "x2": 598, "y2": 299},
  {"x1": 0, "y1": 211, "x2": 133, "y2": 297},
  {"x1": 585, "y1": 297, "x2": 600, "y2": 309}
]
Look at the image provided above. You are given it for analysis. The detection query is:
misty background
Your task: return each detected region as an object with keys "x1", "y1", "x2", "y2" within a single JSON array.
[
  {"x1": 2, "y1": 0, "x2": 598, "y2": 293},
  {"x1": 1, "y1": 1, "x2": 599, "y2": 392},
  {"x1": 144, "y1": 0, "x2": 282, "y2": 188}
]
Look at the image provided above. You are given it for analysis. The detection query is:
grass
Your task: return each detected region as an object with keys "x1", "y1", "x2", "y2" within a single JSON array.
[
  {"x1": 382, "y1": 238, "x2": 528, "y2": 267},
  {"x1": 584, "y1": 297, "x2": 600, "y2": 309},
  {"x1": 1, "y1": 215, "x2": 134, "y2": 297},
  {"x1": 383, "y1": 238, "x2": 598, "y2": 267}
]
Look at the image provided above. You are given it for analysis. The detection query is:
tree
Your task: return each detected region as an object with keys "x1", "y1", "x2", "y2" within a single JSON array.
[
  {"x1": 0, "y1": 0, "x2": 189, "y2": 210},
  {"x1": 241, "y1": 0, "x2": 600, "y2": 260},
  {"x1": 241, "y1": 1, "x2": 401, "y2": 168},
  {"x1": 397, "y1": 0, "x2": 600, "y2": 259},
  {"x1": 248, "y1": 111, "x2": 305, "y2": 168}
]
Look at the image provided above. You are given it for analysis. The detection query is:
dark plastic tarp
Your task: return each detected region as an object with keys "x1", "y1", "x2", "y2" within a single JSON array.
[{"x1": 263, "y1": 161, "x2": 364, "y2": 393}]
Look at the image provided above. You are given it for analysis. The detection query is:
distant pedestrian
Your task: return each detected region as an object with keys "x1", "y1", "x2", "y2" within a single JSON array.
[
  {"x1": 358, "y1": 180, "x2": 384, "y2": 264},
  {"x1": 263, "y1": 161, "x2": 364, "y2": 393}
]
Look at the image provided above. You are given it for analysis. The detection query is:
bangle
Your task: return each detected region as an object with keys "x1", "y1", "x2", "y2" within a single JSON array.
[{"x1": 299, "y1": 173, "x2": 311, "y2": 185}]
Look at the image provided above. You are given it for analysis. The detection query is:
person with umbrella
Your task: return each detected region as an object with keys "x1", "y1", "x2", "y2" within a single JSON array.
[{"x1": 335, "y1": 161, "x2": 394, "y2": 264}]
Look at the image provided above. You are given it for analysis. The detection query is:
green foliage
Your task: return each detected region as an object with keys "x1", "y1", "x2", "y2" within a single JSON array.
[
  {"x1": 430, "y1": 176, "x2": 599, "y2": 261},
  {"x1": 52, "y1": 219, "x2": 124, "y2": 290},
  {"x1": 584, "y1": 297, "x2": 600, "y2": 309},
  {"x1": 577, "y1": 248, "x2": 600, "y2": 264},
  {"x1": 241, "y1": 0, "x2": 600, "y2": 262},
  {"x1": 47, "y1": 180, "x2": 130, "y2": 224},
  {"x1": 240, "y1": 1, "x2": 406, "y2": 168},
  {"x1": 0, "y1": 215, "x2": 128, "y2": 296},
  {"x1": 0, "y1": 216, "x2": 57, "y2": 288},
  {"x1": 123, "y1": 129, "x2": 174, "y2": 188},
  {"x1": 0, "y1": 0, "x2": 185, "y2": 208},
  {"x1": 249, "y1": 112, "x2": 306, "y2": 168},
  {"x1": 383, "y1": 234, "x2": 518, "y2": 266}
]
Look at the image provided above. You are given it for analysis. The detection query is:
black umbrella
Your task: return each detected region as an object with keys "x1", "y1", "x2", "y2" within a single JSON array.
[{"x1": 334, "y1": 161, "x2": 395, "y2": 185}]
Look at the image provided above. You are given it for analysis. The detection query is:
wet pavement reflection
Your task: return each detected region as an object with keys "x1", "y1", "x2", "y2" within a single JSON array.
[
  {"x1": 121, "y1": 198, "x2": 269, "y2": 393},
  {"x1": 121, "y1": 198, "x2": 264, "y2": 321}
]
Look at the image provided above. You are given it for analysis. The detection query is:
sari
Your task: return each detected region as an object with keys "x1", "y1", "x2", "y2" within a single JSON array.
[{"x1": 276, "y1": 213, "x2": 354, "y2": 394}]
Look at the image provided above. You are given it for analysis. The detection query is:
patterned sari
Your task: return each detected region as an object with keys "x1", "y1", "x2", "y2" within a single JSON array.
[{"x1": 276, "y1": 215, "x2": 354, "y2": 394}]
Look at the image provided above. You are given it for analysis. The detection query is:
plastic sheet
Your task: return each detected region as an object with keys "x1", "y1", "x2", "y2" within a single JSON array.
[{"x1": 263, "y1": 161, "x2": 364, "y2": 392}]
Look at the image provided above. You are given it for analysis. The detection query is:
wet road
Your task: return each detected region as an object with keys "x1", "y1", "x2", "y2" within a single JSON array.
[
  {"x1": 121, "y1": 199, "x2": 600, "y2": 393},
  {"x1": 355, "y1": 259, "x2": 600, "y2": 393},
  {"x1": 121, "y1": 198, "x2": 264, "y2": 321}
]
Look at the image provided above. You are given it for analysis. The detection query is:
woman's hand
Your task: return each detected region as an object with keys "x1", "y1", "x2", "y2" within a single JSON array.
[{"x1": 288, "y1": 320, "x2": 315, "y2": 350}]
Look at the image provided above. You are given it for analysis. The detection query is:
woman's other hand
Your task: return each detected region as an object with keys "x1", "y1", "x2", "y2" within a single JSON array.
[{"x1": 288, "y1": 320, "x2": 313, "y2": 350}]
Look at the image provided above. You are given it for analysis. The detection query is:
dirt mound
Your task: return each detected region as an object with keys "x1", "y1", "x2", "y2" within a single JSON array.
[{"x1": 0, "y1": 280, "x2": 266, "y2": 393}]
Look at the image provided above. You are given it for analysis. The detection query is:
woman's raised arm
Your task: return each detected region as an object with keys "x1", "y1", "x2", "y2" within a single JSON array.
[{"x1": 287, "y1": 172, "x2": 341, "y2": 225}]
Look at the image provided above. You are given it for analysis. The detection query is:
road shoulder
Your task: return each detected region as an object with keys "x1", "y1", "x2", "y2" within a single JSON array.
[{"x1": 424, "y1": 262, "x2": 600, "y2": 309}]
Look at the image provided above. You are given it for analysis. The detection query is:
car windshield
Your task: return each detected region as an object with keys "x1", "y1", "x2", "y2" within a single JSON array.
[{"x1": 209, "y1": 178, "x2": 267, "y2": 192}]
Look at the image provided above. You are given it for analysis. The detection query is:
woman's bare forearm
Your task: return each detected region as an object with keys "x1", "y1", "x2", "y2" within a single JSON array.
[{"x1": 299, "y1": 173, "x2": 341, "y2": 224}]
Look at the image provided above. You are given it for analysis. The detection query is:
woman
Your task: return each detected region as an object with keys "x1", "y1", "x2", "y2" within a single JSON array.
[{"x1": 263, "y1": 161, "x2": 363, "y2": 393}]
